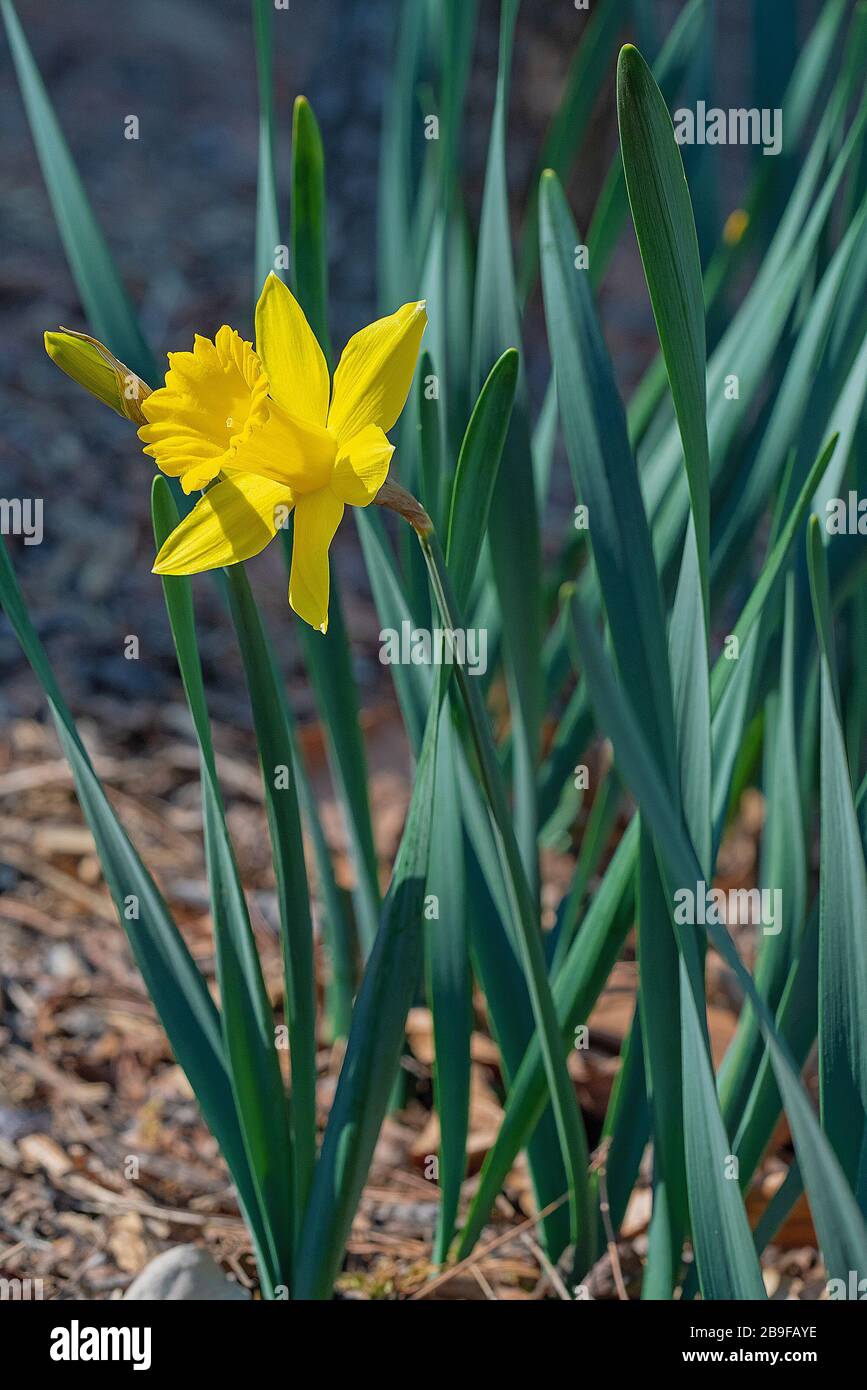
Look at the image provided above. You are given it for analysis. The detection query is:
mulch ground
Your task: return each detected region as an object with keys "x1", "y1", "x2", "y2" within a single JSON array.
[{"x1": 0, "y1": 693, "x2": 826, "y2": 1300}]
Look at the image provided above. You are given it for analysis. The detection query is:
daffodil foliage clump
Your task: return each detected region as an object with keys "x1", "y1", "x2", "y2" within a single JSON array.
[{"x1": 3, "y1": 0, "x2": 866, "y2": 1301}]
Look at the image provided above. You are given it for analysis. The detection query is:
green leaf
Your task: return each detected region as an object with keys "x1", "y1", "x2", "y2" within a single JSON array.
[
  {"x1": 439, "y1": 0, "x2": 479, "y2": 201},
  {"x1": 294, "y1": 592, "x2": 382, "y2": 957},
  {"x1": 462, "y1": 824, "x2": 574, "y2": 1260},
  {"x1": 2, "y1": 0, "x2": 155, "y2": 380},
  {"x1": 425, "y1": 710, "x2": 471, "y2": 1263},
  {"x1": 377, "y1": 1, "x2": 425, "y2": 309},
  {"x1": 808, "y1": 518, "x2": 867, "y2": 1185},
  {"x1": 723, "y1": 0, "x2": 853, "y2": 311},
  {"x1": 548, "y1": 767, "x2": 621, "y2": 971},
  {"x1": 595, "y1": 1009, "x2": 649, "y2": 1239},
  {"x1": 538, "y1": 673, "x2": 594, "y2": 832},
  {"x1": 645, "y1": 73, "x2": 867, "y2": 586},
  {"x1": 531, "y1": 376, "x2": 559, "y2": 516},
  {"x1": 569, "y1": 585, "x2": 867, "y2": 1289},
  {"x1": 751, "y1": 1164, "x2": 804, "y2": 1257},
  {"x1": 152, "y1": 479, "x2": 294, "y2": 1288},
  {"x1": 809, "y1": 310, "x2": 867, "y2": 519},
  {"x1": 445, "y1": 348, "x2": 519, "y2": 611},
  {"x1": 418, "y1": 349, "x2": 446, "y2": 533},
  {"x1": 456, "y1": 820, "x2": 637, "y2": 1262},
  {"x1": 295, "y1": 754, "x2": 355, "y2": 1045},
  {"x1": 224, "y1": 563, "x2": 318, "y2": 1228},
  {"x1": 587, "y1": 0, "x2": 707, "y2": 286},
  {"x1": 710, "y1": 434, "x2": 839, "y2": 711},
  {"x1": 457, "y1": 432, "x2": 838, "y2": 1262},
  {"x1": 422, "y1": 341, "x2": 518, "y2": 1267},
  {"x1": 0, "y1": 535, "x2": 274, "y2": 1286},
  {"x1": 472, "y1": 0, "x2": 542, "y2": 896},
  {"x1": 668, "y1": 521, "x2": 711, "y2": 871},
  {"x1": 712, "y1": 203, "x2": 867, "y2": 588},
  {"x1": 636, "y1": 828, "x2": 691, "y2": 1297},
  {"x1": 677, "y1": 942, "x2": 766, "y2": 1299},
  {"x1": 655, "y1": 526, "x2": 711, "y2": 1300},
  {"x1": 418, "y1": 529, "x2": 594, "y2": 1273},
  {"x1": 733, "y1": 905, "x2": 819, "y2": 1195},
  {"x1": 719, "y1": 577, "x2": 806, "y2": 1126},
  {"x1": 294, "y1": 706, "x2": 440, "y2": 1299},
  {"x1": 751, "y1": 0, "x2": 797, "y2": 115},
  {"x1": 616, "y1": 47, "x2": 716, "y2": 1291},
  {"x1": 291, "y1": 96, "x2": 332, "y2": 366},
  {"x1": 251, "y1": 0, "x2": 282, "y2": 295},
  {"x1": 540, "y1": 169, "x2": 678, "y2": 783},
  {"x1": 735, "y1": 769, "x2": 867, "y2": 1201},
  {"x1": 356, "y1": 509, "x2": 430, "y2": 752},
  {"x1": 617, "y1": 42, "x2": 710, "y2": 623},
  {"x1": 517, "y1": 0, "x2": 629, "y2": 300},
  {"x1": 356, "y1": 500, "x2": 573, "y2": 1260},
  {"x1": 658, "y1": 550, "x2": 711, "y2": 1294}
]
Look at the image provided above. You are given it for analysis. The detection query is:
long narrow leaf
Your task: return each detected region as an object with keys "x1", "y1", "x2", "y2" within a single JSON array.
[
  {"x1": 419, "y1": 529, "x2": 594, "y2": 1273},
  {"x1": 224, "y1": 564, "x2": 318, "y2": 1228},
  {"x1": 0, "y1": 535, "x2": 280, "y2": 1287},
  {"x1": 808, "y1": 519, "x2": 867, "y2": 1184},
  {"x1": 617, "y1": 43, "x2": 711, "y2": 622},
  {"x1": 291, "y1": 96, "x2": 332, "y2": 365},
  {"x1": 251, "y1": 0, "x2": 282, "y2": 294},
  {"x1": 294, "y1": 707, "x2": 440, "y2": 1298},
  {"x1": 2, "y1": 0, "x2": 155, "y2": 379},
  {"x1": 152, "y1": 479, "x2": 294, "y2": 1286},
  {"x1": 569, "y1": 587, "x2": 867, "y2": 1288}
]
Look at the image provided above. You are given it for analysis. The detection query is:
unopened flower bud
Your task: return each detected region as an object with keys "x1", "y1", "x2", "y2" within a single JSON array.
[{"x1": 44, "y1": 328, "x2": 151, "y2": 425}]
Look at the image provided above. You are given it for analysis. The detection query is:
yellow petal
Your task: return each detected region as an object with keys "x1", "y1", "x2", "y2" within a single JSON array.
[
  {"x1": 153, "y1": 474, "x2": 293, "y2": 575},
  {"x1": 288, "y1": 487, "x2": 344, "y2": 632},
  {"x1": 327, "y1": 301, "x2": 426, "y2": 444},
  {"x1": 331, "y1": 425, "x2": 394, "y2": 506},
  {"x1": 255, "y1": 273, "x2": 330, "y2": 427},
  {"x1": 227, "y1": 395, "x2": 336, "y2": 493}
]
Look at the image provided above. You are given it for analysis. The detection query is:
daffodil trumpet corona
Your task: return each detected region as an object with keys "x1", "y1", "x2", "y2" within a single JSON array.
[{"x1": 46, "y1": 275, "x2": 426, "y2": 633}]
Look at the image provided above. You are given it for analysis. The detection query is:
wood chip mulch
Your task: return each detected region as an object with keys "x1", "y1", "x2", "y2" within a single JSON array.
[{"x1": 0, "y1": 703, "x2": 826, "y2": 1300}]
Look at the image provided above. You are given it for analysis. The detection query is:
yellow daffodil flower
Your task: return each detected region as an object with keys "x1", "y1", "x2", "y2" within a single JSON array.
[{"x1": 141, "y1": 274, "x2": 426, "y2": 632}]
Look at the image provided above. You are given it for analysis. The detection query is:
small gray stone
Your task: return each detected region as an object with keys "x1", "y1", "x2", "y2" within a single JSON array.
[{"x1": 124, "y1": 1246, "x2": 250, "y2": 1301}]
